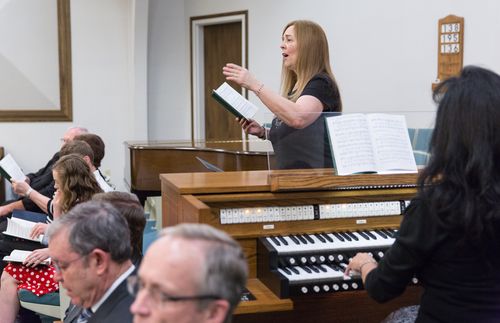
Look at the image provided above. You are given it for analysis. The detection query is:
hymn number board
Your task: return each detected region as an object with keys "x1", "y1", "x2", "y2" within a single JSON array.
[{"x1": 434, "y1": 15, "x2": 464, "y2": 89}]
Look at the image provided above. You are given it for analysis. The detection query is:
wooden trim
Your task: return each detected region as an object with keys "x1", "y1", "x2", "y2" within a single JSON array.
[
  {"x1": 190, "y1": 10, "x2": 249, "y2": 141},
  {"x1": 269, "y1": 171, "x2": 418, "y2": 192},
  {"x1": 235, "y1": 278, "x2": 293, "y2": 315},
  {"x1": 0, "y1": 147, "x2": 4, "y2": 203},
  {"x1": 0, "y1": 0, "x2": 72, "y2": 122}
]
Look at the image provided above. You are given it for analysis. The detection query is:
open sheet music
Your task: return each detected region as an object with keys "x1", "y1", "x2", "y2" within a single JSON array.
[
  {"x1": 326, "y1": 113, "x2": 417, "y2": 175},
  {"x1": 2, "y1": 249, "x2": 50, "y2": 265},
  {"x1": 212, "y1": 82, "x2": 259, "y2": 120},
  {"x1": 0, "y1": 154, "x2": 25, "y2": 181},
  {"x1": 3, "y1": 217, "x2": 44, "y2": 243}
]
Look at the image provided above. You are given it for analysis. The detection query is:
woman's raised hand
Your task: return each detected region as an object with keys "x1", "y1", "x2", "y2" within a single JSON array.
[{"x1": 223, "y1": 63, "x2": 259, "y2": 91}]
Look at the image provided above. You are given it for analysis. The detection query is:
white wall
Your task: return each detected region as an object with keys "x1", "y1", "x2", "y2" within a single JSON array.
[
  {"x1": 0, "y1": 0, "x2": 146, "y2": 192},
  {"x1": 147, "y1": 0, "x2": 189, "y2": 140},
  {"x1": 148, "y1": 0, "x2": 500, "y2": 138},
  {"x1": 2, "y1": 0, "x2": 500, "y2": 194}
]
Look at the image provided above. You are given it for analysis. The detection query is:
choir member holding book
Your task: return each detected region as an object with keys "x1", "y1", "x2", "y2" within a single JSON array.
[
  {"x1": 223, "y1": 20, "x2": 342, "y2": 170},
  {"x1": 0, "y1": 154, "x2": 102, "y2": 323}
]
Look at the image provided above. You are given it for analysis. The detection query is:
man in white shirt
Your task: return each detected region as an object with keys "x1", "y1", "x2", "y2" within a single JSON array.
[
  {"x1": 47, "y1": 200, "x2": 135, "y2": 323},
  {"x1": 74, "y1": 133, "x2": 114, "y2": 192},
  {"x1": 130, "y1": 223, "x2": 248, "y2": 323}
]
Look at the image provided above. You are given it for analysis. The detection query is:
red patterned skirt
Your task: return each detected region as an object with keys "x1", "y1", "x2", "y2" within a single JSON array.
[{"x1": 4, "y1": 263, "x2": 58, "y2": 296}]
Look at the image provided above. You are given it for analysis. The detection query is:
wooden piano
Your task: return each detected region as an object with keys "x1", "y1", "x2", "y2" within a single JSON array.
[
  {"x1": 125, "y1": 140, "x2": 274, "y2": 204},
  {"x1": 160, "y1": 169, "x2": 422, "y2": 322}
]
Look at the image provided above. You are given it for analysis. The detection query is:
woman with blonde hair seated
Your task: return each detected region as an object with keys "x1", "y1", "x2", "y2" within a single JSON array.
[{"x1": 0, "y1": 154, "x2": 102, "y2": 323}]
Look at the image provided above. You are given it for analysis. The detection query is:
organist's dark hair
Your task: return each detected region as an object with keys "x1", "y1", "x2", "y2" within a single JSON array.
[{"x1": 419, "y1": 65, "x2": 500, "y2": 249}]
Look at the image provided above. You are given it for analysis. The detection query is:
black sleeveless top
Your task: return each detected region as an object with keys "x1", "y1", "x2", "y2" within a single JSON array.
[{"x1": 269, "y1": 73, "x2": 341, "y2": 169}]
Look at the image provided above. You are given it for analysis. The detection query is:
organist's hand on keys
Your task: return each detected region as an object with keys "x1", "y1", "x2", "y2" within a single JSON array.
[{"x1": 345, "y1": 253, "x2": 378, "y2": 283}]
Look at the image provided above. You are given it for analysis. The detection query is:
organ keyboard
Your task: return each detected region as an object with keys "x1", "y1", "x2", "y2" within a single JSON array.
[
  {"x1": 257, "y1": 228, "x2": 419, "y2": 299},
  {"x1": 160, "y1": 169, "x2": 422, "y2": 323}
]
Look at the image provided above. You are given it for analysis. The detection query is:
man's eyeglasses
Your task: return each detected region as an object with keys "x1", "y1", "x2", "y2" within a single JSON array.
[
  {"x1": 52, "y1": 254, "x2": 86, "y2": 273},
  {"x1": 127, "y1": 275, "x2": 221, "y2": 305}
]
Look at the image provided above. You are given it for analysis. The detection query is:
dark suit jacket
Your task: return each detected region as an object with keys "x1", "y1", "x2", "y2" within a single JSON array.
[
  {"x1": 21, "y1": 152, "x2": 59, "y2": 213},
  {"x1": 64, "y1": 270, "x2": 134, "y2": 323}
]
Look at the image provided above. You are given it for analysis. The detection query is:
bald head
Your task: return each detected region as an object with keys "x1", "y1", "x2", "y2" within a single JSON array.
[{"x1": 61, "y1": 126, "x2": 88, "y2": 146}]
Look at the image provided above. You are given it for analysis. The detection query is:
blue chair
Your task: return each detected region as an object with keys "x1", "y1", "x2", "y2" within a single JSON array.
[
  {"x1": 143, "y1": 214, "x2": 158, "y2": 254},
  {"x1": 18, "y1": 289, "x2": 60, "y2": 323},
  {"x1": 408, "y1": 128, "x2": 433, "y2": 166}
]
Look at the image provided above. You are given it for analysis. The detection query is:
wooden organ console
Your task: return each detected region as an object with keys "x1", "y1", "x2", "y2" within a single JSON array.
[{"x1": 160, "y1": 169, "x2": 422, "y2": 322}]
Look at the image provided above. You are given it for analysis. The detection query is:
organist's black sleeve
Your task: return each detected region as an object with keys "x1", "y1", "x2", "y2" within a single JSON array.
[{"x1": 364, "y1": 198, "x2": 445, "y2": 302}]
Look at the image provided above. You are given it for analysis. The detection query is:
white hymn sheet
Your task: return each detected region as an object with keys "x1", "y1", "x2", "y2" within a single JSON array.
[
  {"x1": 214, "y1": 82, "x2": 258, "y2": 119},
  {"x1": 2, "y1": 217, "x2": 43, "y2": 243},
  {"x1": 0, "y1": 154, "x2": 25, "y2": 181},
  {"x1": 367, "y1": 114, "x2": 417, "y2": 174},
  {"x1": 326, "y1": 113, "x2": 417, "y2": 175},
  {"x1": 326, "y1": 114, "x2": 377, "y2": 175},
  {"x1": 3, "y1": 250, "x2": 50, "y2": 265}
]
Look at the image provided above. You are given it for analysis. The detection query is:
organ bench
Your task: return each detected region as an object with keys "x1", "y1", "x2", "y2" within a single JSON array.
[{"x1": 160, "y1": 169, "x2": 422, "y2": 322}]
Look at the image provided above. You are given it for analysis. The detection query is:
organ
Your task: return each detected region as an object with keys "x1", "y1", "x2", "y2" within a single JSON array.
[{"x1": 160, "y1": 169, "x2": 422, "y2": 322}]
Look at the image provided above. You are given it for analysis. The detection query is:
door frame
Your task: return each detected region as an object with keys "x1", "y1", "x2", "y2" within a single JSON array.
[{"x1": 190, "y1": 11, "x2": 248, "y2": 142}]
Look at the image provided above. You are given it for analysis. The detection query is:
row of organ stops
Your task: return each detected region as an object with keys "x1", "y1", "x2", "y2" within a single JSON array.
[{"x1": 281, "y1": 247, "x2": 386, "y2": 268}]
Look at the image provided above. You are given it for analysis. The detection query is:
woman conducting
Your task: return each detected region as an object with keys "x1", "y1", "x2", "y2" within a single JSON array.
[
  {"x1": 346, "y1": 66, "x2": 500, "y2": 322},
  {"x1": 223, "y1": 20, "x2": 342, "y2": 169}
]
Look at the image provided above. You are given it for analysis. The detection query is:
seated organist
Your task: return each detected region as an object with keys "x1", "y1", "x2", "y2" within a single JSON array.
[
  {"x1": 130, "y1": 223, "x2": 248, "y2": 323},
  {"x1": 345, "y1": 66, "x2": 500, "y2": 322}
]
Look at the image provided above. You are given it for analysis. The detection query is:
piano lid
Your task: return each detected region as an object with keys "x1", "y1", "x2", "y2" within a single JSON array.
[{"x1": 125, "y1": 139, "x2": 272, "y2": 155}]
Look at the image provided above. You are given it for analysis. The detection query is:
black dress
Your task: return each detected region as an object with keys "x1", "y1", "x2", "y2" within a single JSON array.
[
  {"x1": 268, "y1": 73, "x2": 341, "y2": 169},
  {"x1": 365, "y1": 198, "x2": 500, "y2": 323}
]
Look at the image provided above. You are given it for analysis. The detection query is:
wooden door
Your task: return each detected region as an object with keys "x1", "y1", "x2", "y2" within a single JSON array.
[{"x1": 203, "y1": 22, "x2": 242, "y2": 141}]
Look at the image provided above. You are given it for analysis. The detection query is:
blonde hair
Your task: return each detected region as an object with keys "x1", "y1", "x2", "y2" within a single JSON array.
[
  {"x1": 281, "y1": 20, "x2": 342, "y2": 110},
  {"x1": 53, "y1": 154, "x2": 103, "y2": 213}
]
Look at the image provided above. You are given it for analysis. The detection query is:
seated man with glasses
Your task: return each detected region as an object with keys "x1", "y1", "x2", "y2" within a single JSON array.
[
  {"x1": 130, "y1": 223, "x2": 248, "y2": 323},
  {"x1": 47, "y1": 200, "x2": 135, "y2": 323}
]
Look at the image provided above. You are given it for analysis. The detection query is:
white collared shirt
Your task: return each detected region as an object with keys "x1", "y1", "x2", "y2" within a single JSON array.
[
  {"x1": 93, "y1": 169, "x2": 114, "y2": 192},
  {"x1": 91, "y1": 264, "x2": 135, "y2": 313}
]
